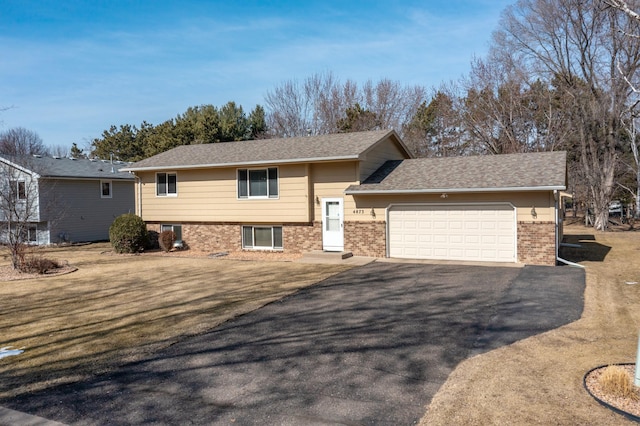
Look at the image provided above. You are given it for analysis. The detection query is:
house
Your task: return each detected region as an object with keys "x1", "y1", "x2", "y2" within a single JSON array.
[
  {"x1": 121, "y1": 129, "x2": 567, "y2": 266},
  {"x1": 0, "y1": 154, "x2": 135, "y2": 244}
]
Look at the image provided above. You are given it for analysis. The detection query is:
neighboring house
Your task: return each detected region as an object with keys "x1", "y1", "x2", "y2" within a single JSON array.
[
  {"x1": 122, "y1": 129, "x2": 567, "y2": 266},
  {"x1": 0, "y1": 154, "x2": 135, "y2": 244}
]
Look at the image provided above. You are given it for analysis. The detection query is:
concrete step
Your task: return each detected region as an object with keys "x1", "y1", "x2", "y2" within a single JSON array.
[{"x1": 301, "y1": 250, "x2": 353, "y2": 261}]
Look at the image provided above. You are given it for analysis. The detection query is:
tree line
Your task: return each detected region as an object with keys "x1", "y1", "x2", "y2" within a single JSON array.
[{"x1": 3, "y1": 0, "x2": 640, "y2": 230}]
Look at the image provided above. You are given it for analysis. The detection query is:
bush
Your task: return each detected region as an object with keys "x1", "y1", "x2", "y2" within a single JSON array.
[
  {"x1": 158, "y1": 230, "x2": 176, "y2": 252},
  {"x1": 20, "y1": 256, "x2": 60, "y2": 274},
  {"x1": 146, "y1": 230, "x2": 159, "y2": 250},
  {"x1": 109, "y1": 213, "x2": 149, "y2": 254}
]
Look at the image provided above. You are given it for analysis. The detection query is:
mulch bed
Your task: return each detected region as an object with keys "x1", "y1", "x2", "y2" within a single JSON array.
[
  {"x1": 0, "y1": 264, "x2": 77, "y2": 281},
  {"x1": 584, "y1": 364, "x2": 640, "y2": 421}
]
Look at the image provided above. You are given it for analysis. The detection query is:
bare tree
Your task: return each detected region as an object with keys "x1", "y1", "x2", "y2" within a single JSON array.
[
  {"x1": 494, "y1": 0, "x2": 640, "y2": 230},
  {"x1": 0, "y1": 158, "x2": 41, "y2": 269},
  {"x1": 264, "y1": 72, "x2": 426, "y2": 137},
  {"x1": 604, "y1": 0, "x2": 640, "y2": 217},
  {"x1": 49, "y1": 145, "x2": 70, "y2": 158},
  {"x1": 0, "y1": 127, "x2": 49, "y2": 156}
]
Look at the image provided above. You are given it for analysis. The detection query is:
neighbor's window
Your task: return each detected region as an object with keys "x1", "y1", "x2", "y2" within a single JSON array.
[
  {"x1": 242, "y1": 226, "x2": 283, "y2": 250},
  {"x1": 160, "y1": 224, "x2": 182, "y2": 241},
  {"x1": 10, "y1": 180, "x2": 26, "y2": 201},
  {"x1": 101, "y1": 180, "x2": 112, "y2": 198},
  {"x1": 156, "y1": 172, "x2": 177, "y2": 196},
  {"x1": 28, "y1": 225, "x2": 37, "y2": 243},
  {"x1": 237, "y1": 168, "x2": 278, "y2": 199}
]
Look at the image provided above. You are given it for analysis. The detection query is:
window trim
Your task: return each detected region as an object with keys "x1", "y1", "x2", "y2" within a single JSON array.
[
  {"x1": 241, "y1": 225, "x2": 283, "y2": 250},
  {"x1": 100, "y1": 180, "x2": 112, "y2": 198},
  {"x1": 237, "y1": 167, "x2": 279, "y2": 199},
  {"x1": 156, "y1": 172, "x2": 178, "y2": 197}
]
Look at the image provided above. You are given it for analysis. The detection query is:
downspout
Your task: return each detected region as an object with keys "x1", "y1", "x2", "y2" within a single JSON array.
[{"x1": 555, "y1": 190, "x2": 585, "y2": 268}]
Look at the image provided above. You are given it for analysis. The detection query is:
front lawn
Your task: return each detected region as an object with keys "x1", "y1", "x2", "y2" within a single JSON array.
[{"x1": 0, "y1": 243, "x2": 352, "y2": 399}]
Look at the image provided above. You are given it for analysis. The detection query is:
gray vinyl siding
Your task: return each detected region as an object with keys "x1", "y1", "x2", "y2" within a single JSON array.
[{"x1": 40, "y1": 178, "x2": 135, "y2": 243}]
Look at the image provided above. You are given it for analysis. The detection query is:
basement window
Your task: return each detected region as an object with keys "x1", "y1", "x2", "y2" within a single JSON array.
[
  {"x1": 160, "y1": 224, "x2": 182, "y2": 242},
  {"x1": 242, "y1": 226, "x2": 283, "y2": 250}
]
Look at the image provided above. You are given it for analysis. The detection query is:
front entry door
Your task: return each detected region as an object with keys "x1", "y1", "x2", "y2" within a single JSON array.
[{"x1": 322, "y1": 198, "x2": 344, "y2": 251}]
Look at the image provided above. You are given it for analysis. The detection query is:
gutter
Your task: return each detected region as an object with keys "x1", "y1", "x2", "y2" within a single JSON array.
[{"x1": 345, "y1": 185, "x2": 567, "y2": 195}]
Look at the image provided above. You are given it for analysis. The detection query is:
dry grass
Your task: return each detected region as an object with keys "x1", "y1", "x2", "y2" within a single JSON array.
[
  {"x1": 598, "y1": 365, "x2": 639, "y2": 400},
  {"x1": 421, "y1": 221, "x2": 640, "y2": 425},
  {"x1": 0, "y1": 243, "x2": 352, "y2": 399}
]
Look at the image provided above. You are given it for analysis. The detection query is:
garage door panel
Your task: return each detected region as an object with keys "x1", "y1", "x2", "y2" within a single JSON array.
[{"x1": 389, "y1": 204, "x2": 516, "y2": 263}]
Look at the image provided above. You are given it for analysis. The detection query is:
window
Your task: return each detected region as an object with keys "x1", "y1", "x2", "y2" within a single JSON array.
[
  {"x1": 101, "y1": 180, "x2": 112, "y2": 198},
  {"x1": 28, "y1": 225, "x2": 37, "y2": 243},
  {"x1": 237, "y1": 168, "x2": 278, "y2": 199},
  {"x1": 242, "y1": 226, "x2": 283, "y2": 250},
  {"x1": 160, "y1": 224, "x2": 182, "y2": 242},
  {"x1": 156, "y1": 172, "x2": 177, "y2": 196},
  {"x1": 10, "y1": 180, "x2": 26, "y2": 201},
  {"x1": 18, "y1": 225, "x2": 37, "y2": 243}
]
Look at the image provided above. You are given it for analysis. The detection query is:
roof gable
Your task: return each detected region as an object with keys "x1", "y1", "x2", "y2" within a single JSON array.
[
  {"x1": 346, "y1": 151, "x2": 567, "y2": 193},
  {"x1": 122, "y1": 129, "x2": 411, "y2": 172}
]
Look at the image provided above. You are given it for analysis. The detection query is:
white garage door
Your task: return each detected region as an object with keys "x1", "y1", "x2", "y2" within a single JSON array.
[{"x1": 388, "y1": 204, "x2": 516, "y2": 262}]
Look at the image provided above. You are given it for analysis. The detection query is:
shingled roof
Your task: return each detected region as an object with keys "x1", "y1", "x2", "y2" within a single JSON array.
[
  {"x1": 0, "y1": 155, "x2": 134, "y2": 180},
  {"x1": 122, "y1": 129, "x2": 409, "y2": 171},
  {"x1": 346, "y1": 151, "x2": 567, "y2": 193}
]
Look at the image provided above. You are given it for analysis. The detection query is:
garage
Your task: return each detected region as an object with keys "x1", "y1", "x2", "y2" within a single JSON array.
[{"x1": 388, "y1": 204, "x2": 516, "y2": 262}]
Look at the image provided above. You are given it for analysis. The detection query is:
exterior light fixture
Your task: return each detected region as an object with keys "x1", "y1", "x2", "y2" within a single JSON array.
[{"x1": 531, "y1": 206, "x2": 537, "y2": 219}]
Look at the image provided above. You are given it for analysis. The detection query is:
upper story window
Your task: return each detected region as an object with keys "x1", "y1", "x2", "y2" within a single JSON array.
[
  {"x1": 156, "y1": 172, "x2": 177, "y2": 196},
  {"x1": 101, "y1": 180, "x2": 112, "y2": 198},
  {"x1": 237, "y1": 168, "x2": 278, "y2": 199},
  {"x1": 10, "y1": 180, "x2": 26, "y2": 201}
]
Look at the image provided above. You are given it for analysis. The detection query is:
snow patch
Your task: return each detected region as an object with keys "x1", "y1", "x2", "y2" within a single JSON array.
[{"x1": 0, "y1": 346, "x2": 24, "y2": 359}]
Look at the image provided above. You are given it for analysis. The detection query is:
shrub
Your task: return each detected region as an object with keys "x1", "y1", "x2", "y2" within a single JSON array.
[
  {"x1": 158, "y1": 230, "x2": 176, "y2": 252},
  {"x1": 598, "y1": 365, "x2": 639, "y2": 400},
  {"x1": 146, "y1": 230, "x2": 159, "y2": 250},
  {"x1": 20, "y1": 256, "x2": 60, "y2": 274},
  {"x1": 109, "y1": 213, "x2": 149, "y2": 254}
]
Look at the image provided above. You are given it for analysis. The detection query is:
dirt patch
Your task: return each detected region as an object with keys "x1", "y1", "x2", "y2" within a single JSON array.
[{"x1": 421, "y1": 223, "x2": 640, "y2": 425}]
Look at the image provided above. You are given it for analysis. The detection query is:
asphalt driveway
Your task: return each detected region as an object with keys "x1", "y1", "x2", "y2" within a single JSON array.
[{"x1": 2, "y1": 262, "x2": 584, "y2": 425}]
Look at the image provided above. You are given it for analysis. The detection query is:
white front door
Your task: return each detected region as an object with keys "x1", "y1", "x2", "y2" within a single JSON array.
[{"x1": 322, "y1": 198, "x2": 344, "y2": 251}]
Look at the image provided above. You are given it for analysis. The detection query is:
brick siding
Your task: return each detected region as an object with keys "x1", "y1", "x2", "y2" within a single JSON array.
[
  {"x1": 148, "y1": 220, "x2": 555, "y2": 265},
  {"x1": 344, "y1": 221, "x2": 386, "y2": 257},
  {"x1": 146, "y1": 222, "x2": 322, "y2": 253},
  {"x1": 517, "y1": 221, "x2": 556, "y2": 266}
]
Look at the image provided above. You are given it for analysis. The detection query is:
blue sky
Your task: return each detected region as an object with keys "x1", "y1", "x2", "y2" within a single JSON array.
[{"x1": 0, "y1": 0, "x2": 514, "y2": 150}]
